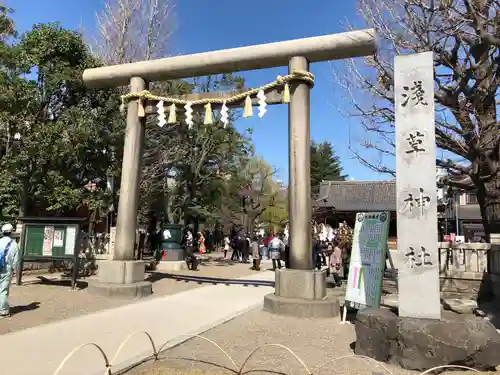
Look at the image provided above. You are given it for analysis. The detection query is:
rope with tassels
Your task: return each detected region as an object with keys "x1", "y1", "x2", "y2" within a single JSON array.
[{"x1": 119, "y1": 70, "x2": 314, "y2": 125}]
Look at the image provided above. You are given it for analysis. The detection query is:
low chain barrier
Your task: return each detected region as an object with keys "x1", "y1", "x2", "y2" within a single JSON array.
[{"x1": 52, "y1": 331, "x2": 481, "y2": 375}]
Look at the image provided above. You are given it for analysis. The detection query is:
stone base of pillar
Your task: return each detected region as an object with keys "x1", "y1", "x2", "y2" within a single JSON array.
[
  {"x1": 263, "y1": 268, "x2": 340, "y2": 318},
  {"x1": 87, "y1": 260, "x2": 152, "y2": 298}
]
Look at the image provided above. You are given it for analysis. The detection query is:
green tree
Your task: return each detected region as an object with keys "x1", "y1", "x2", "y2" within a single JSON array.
[
  {"x1": 220, "y1": 156, "x2": 286, "y2": 232},
  {"x1": 168, "y1": 88, "x2": 252, "y2": 227},
  {"x1": 310, "y1": 141, "x2": 346, "y2": 197},
  {"x1": 0, "y1": 15, "x2": 121, "y2": 220}
]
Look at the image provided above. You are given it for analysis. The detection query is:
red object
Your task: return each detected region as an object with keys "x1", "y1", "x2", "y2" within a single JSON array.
[
  {"x1": 161, "y1": 251, "x2": 166, "y2": 260},
  {"x1": 263, "y1": 236, "x2": 273, "y2": 247},
  {"x1": 199, "y1": 237, "x2": 206, "y2": 254},
  {"x1": 444, "y1": 235, "x2": 451, "y2": 242}
]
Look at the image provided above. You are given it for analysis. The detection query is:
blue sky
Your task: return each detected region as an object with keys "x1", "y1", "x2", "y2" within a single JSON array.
[{"x1": 7, "y1": 0, "x2": 392, "y2": 183}]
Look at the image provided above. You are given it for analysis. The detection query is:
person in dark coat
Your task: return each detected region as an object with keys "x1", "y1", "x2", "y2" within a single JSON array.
[
  {"x1": 180, "y1": 228, "x2": 198, "y2": 271},
  {"x1": 312, "y1": 236, "x2": 322, "y2": 270}
]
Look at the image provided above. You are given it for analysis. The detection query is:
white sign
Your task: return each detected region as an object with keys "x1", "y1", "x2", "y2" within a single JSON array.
[
  {"x1": 65, "y1": 227, "x2": 77, "y2": 255},
  {"x1": 43, "y1": 226, "x2": 54, "y2": 256},
  {"x1": 53, "y1": 230, "x2": 64, "y2": 247},
  {"x1": 344, "y1": 212, "x2": 390, "y2": 310},
  {"x1": 163, "y1": 229, "x2": 172, "y2": 240}
]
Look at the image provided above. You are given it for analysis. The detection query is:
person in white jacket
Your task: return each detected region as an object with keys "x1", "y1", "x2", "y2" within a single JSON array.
[
  {"x1": 0, "y1": 223, "x2": 20, "y2": 318},
  {"x1": 268, "y1": 233, "x2": 285, "y2": 270},
  {"x1": 223, "y1": 236, "x2": 230, "y2": 258}
]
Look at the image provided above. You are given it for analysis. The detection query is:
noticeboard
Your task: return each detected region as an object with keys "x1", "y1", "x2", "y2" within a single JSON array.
[
  {"x1": 17, "y1": 217, "x2": 84, "y2": 288},
  {"x1": 344, "y1": 211, "x2": 390, "y2": 310},
  {"x1": 23, "y1": 224, "x2": 79, "y2": 259}
]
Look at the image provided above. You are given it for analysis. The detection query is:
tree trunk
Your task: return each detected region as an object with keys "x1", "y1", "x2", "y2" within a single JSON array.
[
  {"x1": 477, "y1": 177, "x2": 500, "y2": 237},
  {"x1": 476, "y1": 168, "x2": 500, "y2": 274}
]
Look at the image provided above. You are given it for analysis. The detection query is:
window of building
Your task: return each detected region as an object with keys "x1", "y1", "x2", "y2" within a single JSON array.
[{"x1": 466, "y1": 192, "x2": 478, "y2": 205}]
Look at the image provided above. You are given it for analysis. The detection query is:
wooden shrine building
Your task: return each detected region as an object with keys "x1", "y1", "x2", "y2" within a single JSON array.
[
  {"x1": 314, "y1": 180, "x2": 398, "y2": 238},
  {"x1": 314, "y1": 179, "x2": 485, "y2": 243}
]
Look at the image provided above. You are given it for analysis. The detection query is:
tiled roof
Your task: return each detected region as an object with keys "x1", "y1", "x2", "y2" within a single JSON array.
[{"x1": 316, "y1": 180, "x2": 396, "y2": 212}]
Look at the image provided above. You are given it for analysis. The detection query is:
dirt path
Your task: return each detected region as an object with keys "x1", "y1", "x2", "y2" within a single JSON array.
[{"x1": 0, "y1": 258, "x2": 264, "y2": 335}]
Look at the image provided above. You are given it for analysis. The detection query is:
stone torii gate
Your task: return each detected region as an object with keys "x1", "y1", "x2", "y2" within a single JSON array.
[{"x1": 83, "y1": 30, "x2": 376, "y2": 316}]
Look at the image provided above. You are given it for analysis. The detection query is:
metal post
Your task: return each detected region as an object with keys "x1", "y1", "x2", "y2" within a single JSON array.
[
  {"x1": 113, "y1": 77, "x2": 147, "y2": 260},
  {"x1": 288, "y1": 56, "x2": 312, "y2": 270}
]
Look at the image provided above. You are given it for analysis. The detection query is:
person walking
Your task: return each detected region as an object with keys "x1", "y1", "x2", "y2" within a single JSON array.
[
  {"x1": 230, "y1": 234, "x2": 241, "y2": 261},
  {"x1": 269, "y1": 233, "x2": 285, "y2": 271},
  {"x1": 198, "y1": 232, "x2": 206, "y2": 255},
  {"x1": 329, "y1": 240, "x2": 345, "y2": 287},
  {"x1": 181, "y1": 229, "x2": 198, "y2": 271},
  {"x1": 283, "y1": 234, "x2": 290, "y2": 268},
  {"x1": 0, "y1": 223, "x2": 20, "y2": 318},
  {"x1": 241, "y1": 234, "x2": 251, "y2": 263},
  {"x1": 263, "y1": 232, "x2": 273, "y2": 260},
  {"x1": 312, "y1": 234, "x2": 322, "y2": 271},
  {"x1": 251, "y1": 235, "x2": 261, "y2": 271},
  {"x1": 223, "y1": 235, "x2": 230, "y2": 258}
]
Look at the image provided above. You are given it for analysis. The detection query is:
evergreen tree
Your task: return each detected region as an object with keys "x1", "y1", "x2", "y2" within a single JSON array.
[{"x1": 310, "y1": 141, "x2": 346, "y2": 197}]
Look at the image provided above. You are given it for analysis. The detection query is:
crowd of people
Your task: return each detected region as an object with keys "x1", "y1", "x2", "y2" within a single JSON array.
[
  {"x1": 222, "y1": 231, "x2": 289, "y2": 271},
  {"x1": 179, "y1": 221, "x2": 354, "y2": 287}
]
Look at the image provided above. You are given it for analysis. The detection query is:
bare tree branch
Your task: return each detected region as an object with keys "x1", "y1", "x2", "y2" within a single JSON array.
[
  {"x1": 334, "y1": 0, "x2": 500, "y2": 179},
  {"x1": 92, "y1": 0, "x2": 176, "y2": 65},
  {"x1": 334, "y1": 0, "x2": 500, "y2": 233}
]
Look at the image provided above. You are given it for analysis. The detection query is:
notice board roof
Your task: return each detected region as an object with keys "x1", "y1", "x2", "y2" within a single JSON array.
[{"x1": 19, "y1": 217, "x2": 85, "y2": 224}]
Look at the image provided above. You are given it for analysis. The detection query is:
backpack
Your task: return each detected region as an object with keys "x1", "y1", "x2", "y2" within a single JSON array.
[{"x1": 0, "y1": 240, "x2": 13, "y2": 270}]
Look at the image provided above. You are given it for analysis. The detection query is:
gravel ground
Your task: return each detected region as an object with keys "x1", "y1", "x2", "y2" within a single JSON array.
[
  {"x1": 124, "y1": 308, "x2": 418, "y2": 375},
  {"x1": 0, "y1": 257, "x2": 263, "y2": 335},
  {"x1": 123, "y1": 302, "x2": 498, "y2": 375}
]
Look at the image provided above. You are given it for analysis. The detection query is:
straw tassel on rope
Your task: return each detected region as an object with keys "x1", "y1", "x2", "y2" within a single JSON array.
[
  {"x1": 119, "y1": 99, "x2": 125, "y2": 114},
  {"x1": 168, "y1": 103, "x2": 177, "y2": 124},
  {"x1": 137, "y1": 98, "x2": 145, "y2": 117},
  {"x1": 243, "y1": 96, "x2": 253, "y2": 118},
  {"x1": 282, "y1": 82, "x2": 290, "y2": 103},
  {"x1": 204, "y1": 102, "x2": 213, "y2": 125}
]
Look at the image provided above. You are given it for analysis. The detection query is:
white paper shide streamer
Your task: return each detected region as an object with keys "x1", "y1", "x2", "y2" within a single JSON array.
[
  {"x1": 220, "y1": 101, "x2": 229, "y2": 128},
  {"x1": 257, "y1": 90, "x2": 267, "y2": 118},
  {"x1": 184, "y1": 102, "x2": 193, "y2": 129},
  {"x1": 156, "y1": 101, "x2": 166, "y2": 127}
]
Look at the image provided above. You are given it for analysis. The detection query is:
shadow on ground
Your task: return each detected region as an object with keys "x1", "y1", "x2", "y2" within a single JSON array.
[
  {"x1": 35, "y1": 276, "x2": 88, "y2": 290},
  {"x1": 147, "y1": 272, "x2": 275, "y2": 287},
  {"x1": 10, "y1": 301, "x2": 40, "y2": 316},
  {"x1": 199, "y1": 259, "x2": 243, "y2": 267}
]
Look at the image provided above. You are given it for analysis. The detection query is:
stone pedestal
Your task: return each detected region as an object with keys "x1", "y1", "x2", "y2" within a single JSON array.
[
  {"x1": 156, "y1": 260, "x2": 187, "y2": 272},
  {"x1": 88, "y1": 260, "x2": 152, "y2": 298},
  {"x1": 355, "y1": 307, "x2": 500, "y2": 371},
  {"x1": 162, "y1": 248, "x2": 184, "y2": 261},
  {"x1": 263, "y1": 269, "x2": 339, "y2": 318}
]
